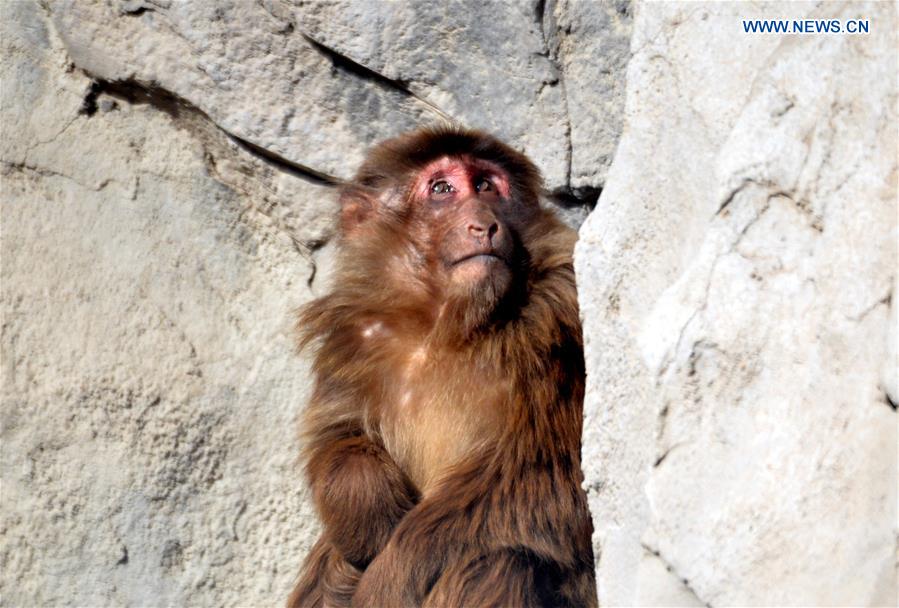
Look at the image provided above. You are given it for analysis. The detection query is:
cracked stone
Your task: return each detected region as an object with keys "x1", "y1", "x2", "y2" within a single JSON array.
[{"x1": 576, "y1": 2, "x2": 897, "y2": 605}]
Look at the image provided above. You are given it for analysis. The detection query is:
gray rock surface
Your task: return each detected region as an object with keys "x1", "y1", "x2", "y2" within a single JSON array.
[
  {"x1": 2, "y1": 3, "x2": 330, "y2": 604},
  {"x1": 1, "y1": 0, "x2": 628, "y2": 605},
  {"x1": 576, "y1": 1, "x2": 897, "y2": 605},
  {"x1": 44, "y1": 0, "x2": 628, "y2": 200}
]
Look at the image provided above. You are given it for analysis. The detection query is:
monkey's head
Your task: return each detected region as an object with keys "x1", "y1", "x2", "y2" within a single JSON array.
[{"x1": 334, "y1": 127, "x2": 549, "y2": 337}]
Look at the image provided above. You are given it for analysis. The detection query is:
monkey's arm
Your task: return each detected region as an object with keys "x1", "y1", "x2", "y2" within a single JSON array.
[
  {"x1": 305, "y1": 428, "x2": 419, "y2": 568},
  {"x1": 290, "y1": 415, "x2": 418, "y2": 608},
  {"x1": 352, "y1": 424, "x2": 594, "y2": 608},
  {"x1": 351, "y1": 453, "x2": 582, "y2": 607}
]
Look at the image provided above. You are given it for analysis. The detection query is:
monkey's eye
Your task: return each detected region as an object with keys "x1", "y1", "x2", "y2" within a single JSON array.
[
  {"x1": 475, "y1": 178, "x2": 494, "y2": 193},
  {"x1": 430, "y1": 180, "x2": 455, "y2": 195}
]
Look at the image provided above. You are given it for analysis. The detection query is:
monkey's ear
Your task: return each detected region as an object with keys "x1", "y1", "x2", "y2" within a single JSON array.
[{"x1": 338, "y1": 185, "x2": 378, "y2": 235}]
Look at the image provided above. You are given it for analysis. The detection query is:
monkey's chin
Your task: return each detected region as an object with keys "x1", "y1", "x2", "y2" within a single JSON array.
[{"x1": 442, "y1": 258, "x2": 512, "y2": 336}]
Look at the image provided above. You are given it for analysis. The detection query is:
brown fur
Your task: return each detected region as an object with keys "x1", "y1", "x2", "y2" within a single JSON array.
[{"x1": 288, "y1": 127, "x2": 597, "y2": 608}]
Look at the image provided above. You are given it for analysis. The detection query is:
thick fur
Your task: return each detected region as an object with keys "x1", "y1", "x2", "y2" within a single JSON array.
[{"x1": 288, "y1": 127, "x2": 597, "y2": 608}]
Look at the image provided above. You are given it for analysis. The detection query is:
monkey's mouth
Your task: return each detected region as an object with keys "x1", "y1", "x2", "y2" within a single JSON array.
[{"x1": 452, "y1": 253, "x2": 507, "y2": 266}]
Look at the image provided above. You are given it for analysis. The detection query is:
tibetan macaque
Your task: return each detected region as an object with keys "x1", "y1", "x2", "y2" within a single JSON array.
[{"x1": 288, "y1": 127, "x2": 596, "y2": 608}]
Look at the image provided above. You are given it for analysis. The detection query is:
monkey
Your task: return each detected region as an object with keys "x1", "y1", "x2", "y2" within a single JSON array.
[{"x1": 287, "y1": 126, "x2": 597, "y2": 608}]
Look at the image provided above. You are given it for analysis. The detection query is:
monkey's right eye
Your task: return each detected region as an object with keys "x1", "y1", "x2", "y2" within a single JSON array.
[{"x1": 430, "y1": 180, "x2": 455, "y2": 195}]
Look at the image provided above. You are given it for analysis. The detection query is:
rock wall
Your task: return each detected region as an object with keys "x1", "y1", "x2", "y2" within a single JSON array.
[
  {"x1": 1, "y1": 0, "x2": 895, "y2": 606},
  {"x1": 0, "y1": 0, "x2": 628, "y2": 605},
  {"x1": 576, "y1": 1, "x2": 897, "y2": 605}
]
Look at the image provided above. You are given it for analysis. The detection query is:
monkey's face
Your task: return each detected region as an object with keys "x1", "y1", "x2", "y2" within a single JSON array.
[
  {"x1": 410, "y1": 156, "x2": 526, "y2": 308},
  {"x1": 337, "y1": 128, "x2": 544, "y2": 337}
]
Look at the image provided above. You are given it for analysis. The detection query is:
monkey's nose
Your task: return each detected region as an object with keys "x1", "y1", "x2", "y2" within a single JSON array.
[{"x1": 468, "y1": 221, "x2": 499, "y2": 240}]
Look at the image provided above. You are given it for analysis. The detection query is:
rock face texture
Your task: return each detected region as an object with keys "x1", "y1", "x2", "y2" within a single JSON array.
[
  {"x1": 1, "y1": 0, "x2": 628, "y2": 605},
  {"x1": 2, "y1": 0, "x2": 895, "y2": 606},
  {"x1": 576, "y1": 1, "x2": 897, "y2": 606}
]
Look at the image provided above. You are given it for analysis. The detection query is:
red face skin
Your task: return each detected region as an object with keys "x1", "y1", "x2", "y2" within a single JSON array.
[
  {"x1": 411, "y1": 156, "x2": 512, "y2": 201},
  {"x1": 409, "y1": 156, "x2": 520, "y2": 296}
]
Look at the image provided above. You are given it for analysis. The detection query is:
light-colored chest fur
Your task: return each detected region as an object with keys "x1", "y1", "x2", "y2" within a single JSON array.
[{"x1": 372, "y1": 339, "x2": 508, "y2": 496}]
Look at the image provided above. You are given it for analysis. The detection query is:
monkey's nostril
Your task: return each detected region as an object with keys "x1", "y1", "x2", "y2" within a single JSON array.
[{"x1": 467, "y1": 222, "x2": 499, "y2": 242}]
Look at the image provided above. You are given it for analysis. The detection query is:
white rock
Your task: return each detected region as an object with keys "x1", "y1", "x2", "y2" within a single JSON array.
[{"x1": 577, "y1": 1, "x2": 897, "y2": 605}]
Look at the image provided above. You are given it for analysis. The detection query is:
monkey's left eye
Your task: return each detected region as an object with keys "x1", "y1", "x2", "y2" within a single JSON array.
[
  {"x1": 475, "y1": 178, "x2": 494, "y2": 193},
  {"x1": 431, "y1": 180, "x2": 455, "y2": 195}
]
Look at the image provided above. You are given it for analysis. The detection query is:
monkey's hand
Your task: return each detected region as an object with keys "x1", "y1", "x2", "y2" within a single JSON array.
[
  {"x1": 351, "y1": 453, "x2": 585, "y2": 608},
  {"x1": 351, "y1": 465, "x2": 490, "y2": 607},
  {"x1": 351, "y1": 526, "x2": 437, "y2": 608},
  {"x1": 307, "y1": 434, "x2": 418, "y2": 569}
]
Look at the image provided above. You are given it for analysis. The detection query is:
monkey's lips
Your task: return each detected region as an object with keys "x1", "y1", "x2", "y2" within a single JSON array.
[
  {"x1": 448, "y1": 252, "x2": 512, "y2": 293},
  {"x1": 451, "y1": 252, "x2": 507, "y2": 267}
]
